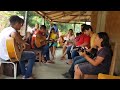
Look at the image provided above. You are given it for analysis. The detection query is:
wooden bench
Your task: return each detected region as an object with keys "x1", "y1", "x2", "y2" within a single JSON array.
[{"x1": 84, "y1": 42, "x2": 116, "y2": 79}]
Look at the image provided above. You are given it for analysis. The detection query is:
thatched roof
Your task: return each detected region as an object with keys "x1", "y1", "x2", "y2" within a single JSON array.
[{"x1": 35, "y1": 11, "x2": 92, "y2": 24}]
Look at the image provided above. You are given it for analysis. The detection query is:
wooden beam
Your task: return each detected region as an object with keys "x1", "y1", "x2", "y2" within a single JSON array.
[
  {"x1": 68, "y1": 16, "x2": 78, "y2": 23},
  {"x1": 46, "y1": 11, "x2": 60, "y2": 15},
  {"x1": 39, "y1": 11, "x2": 52, "y2": 21},
  {"x1": 51, "y1": 12, "x2": 77, "y2": 21},
  {"x1": 51, "y1": 14, "x2": 65, "y2": 21},
  {"x1": 36, "y1": 11, "x2": 52, "y2": 22},
  {"x1": 69, "y1": 15, "x2": 91, "y2": 16}
]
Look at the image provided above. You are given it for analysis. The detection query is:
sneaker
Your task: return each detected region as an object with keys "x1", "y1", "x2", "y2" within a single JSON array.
[
  {"x1": 23, "y1": 76, "x2": 34, "y2": 79},
  {"x1": 64, "y1": 73, "x2": 72, "y2": 78},
  {"x1": 22, "y1": 75, "x2": 25, "y2": 79}
]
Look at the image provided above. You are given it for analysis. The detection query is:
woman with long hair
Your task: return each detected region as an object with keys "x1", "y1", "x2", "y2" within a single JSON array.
[
  {"x1": 74, "y1": 32, "x2": 112, "y2": 79},
  {"x1": 61, "y1": 29, "x2": 75, "y2": 60}
]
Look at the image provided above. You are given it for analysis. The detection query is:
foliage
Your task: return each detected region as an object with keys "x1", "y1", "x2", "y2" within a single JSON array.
[{"x1": 0, "y1": 11, "x2": 83, "y2": 34}]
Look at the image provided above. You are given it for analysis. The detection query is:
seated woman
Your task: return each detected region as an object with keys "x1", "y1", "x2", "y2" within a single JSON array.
[
  {"x1": 49, "y1": 28, "x2": 58, "y2": 60},
  {"x1": 61, "y1": 29, "x2": 75, "y2": 60},
  {"x1": 74, "y1": 32, "x2": 113, "y2": 79}
]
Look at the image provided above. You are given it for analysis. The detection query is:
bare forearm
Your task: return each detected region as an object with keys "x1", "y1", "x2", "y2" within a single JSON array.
[
  {"x1": 17, "y1": 33, "x2": 26, "y2": 44},
  {"x1": 80, "y1": 42, "x2": 89, "y2": 47},
  {"x1": 84, "y1": 55, "x2": 97, "y2": 66},
  {"x1": 11, "y1": 32, "x2": 26, "y2": 44}
]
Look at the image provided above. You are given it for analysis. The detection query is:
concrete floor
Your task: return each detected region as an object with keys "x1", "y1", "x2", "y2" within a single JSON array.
[{"x1": 0, "y1": 48, "x2": 70, "y2": 79}]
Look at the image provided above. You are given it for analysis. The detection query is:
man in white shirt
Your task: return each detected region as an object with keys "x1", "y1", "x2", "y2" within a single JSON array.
[{"x1": 0, "y1": 15, "x2": 36, "y2": 79}]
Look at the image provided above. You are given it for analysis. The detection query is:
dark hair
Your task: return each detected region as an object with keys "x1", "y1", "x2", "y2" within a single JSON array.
[
  {"x1": 40, "y1": 25, "x2": 46, "y2": 30},
  {"x1": 81, "y1": 24, "x2": 87, "y2": 27},
  {"x1": 83, "y1": 25, "x2": 93, "y2": 31},
  {"x1": 50, "y1": 28, "x2": 55, "y2": 33},
  {"x1": 76, "y1": 32, "x2": 82, "y2": 36},
  {"x1": 81, "y1": 24, "x2": 87, "y2": 32},
  {"x1": 69, "y1": 29, "x2": 73, "y2": 32},
  {"x1": 20, "y1": 18, "x2": 24, "y2": 24},
  {"x1": 76, "y1": 33, "x2": 80, "y2": 36},
  {"x1": 97, "y1": 32, "x2": 110, "y2": 47},
  {"x1": 53, "y1": 24, "x2": 56, "y2": 26},
  {"x1": 9, "y1": 15, "x2": 24, "y2": 25}
]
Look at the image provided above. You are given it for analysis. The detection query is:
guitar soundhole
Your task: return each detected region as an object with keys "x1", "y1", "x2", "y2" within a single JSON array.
[{"x1": 18, "y1": 45, "x2": 21, "y2": 51}]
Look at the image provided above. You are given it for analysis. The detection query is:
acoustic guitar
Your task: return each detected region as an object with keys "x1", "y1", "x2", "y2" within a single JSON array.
[
  {"x1": 6, "y1": 37, "x2": 24, "y2": 62},
  {"x1": 35, "y1": 34, "x2": 47, "y2": 48}
]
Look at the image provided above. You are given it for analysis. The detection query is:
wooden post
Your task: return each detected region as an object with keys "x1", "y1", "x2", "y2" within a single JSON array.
[
  {"x1": 24, "y1": 11, "x2": 28, "y2": 36},
  {"x1": 74, "y1": 23, "x2": 76, "y2": 32},
  {"x1": 96, "y1": 11, "x2": 107, "y2": 33},
  {"x1": 43, "y1": 16, "x2": 45, "y2": 25}
]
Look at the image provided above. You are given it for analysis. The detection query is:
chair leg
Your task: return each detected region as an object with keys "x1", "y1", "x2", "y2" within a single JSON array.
[
  {"x1": 12, "y1": 63, "x2": 17, "y2": 79},
  {"x1": 38, "y1": 52, "x2": 42, "y2": 64}
]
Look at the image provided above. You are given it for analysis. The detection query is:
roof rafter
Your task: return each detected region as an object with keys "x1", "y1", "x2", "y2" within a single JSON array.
[
  {"x1": 68, "y1": 16, "x2": 79, "y2": 23},
  {"x1": 51, "y1": 12, "x2": 78, "y2": 21},
  {"x1": 45, "y1": 11, "x2": 60, "y2": 15}
]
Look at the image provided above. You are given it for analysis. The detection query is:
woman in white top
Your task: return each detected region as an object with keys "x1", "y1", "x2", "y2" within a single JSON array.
[{"x1": 61, "y1": 29, "x2": 75, "y2": 60}]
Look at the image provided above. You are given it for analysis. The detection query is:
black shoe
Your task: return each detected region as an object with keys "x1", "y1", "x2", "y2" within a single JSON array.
[
  {"x1": 62, "y1": 72, "x2": 69, "y2": 76},
  {"x1": 62, "y1": 73, "x2": 72, "y2": 78}
]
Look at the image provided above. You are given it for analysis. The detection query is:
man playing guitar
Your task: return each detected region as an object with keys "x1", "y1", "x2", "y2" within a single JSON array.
[
  {"x1": 0, "y1": 15, "x2": 36, "y2": 79},
  {"x1": 31, "y1": 25, "x2": 54, "y2": 64}
]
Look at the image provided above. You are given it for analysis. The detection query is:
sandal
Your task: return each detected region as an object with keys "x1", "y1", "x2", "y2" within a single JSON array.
[
  {"x1": 46, "y1": 60, "x2": 55, "y2": 64},
  {"x1": 41, "y1": 60, "x2": 46, "y2": 63},
  {"x1": 66, "y1": 61, "x2": 72, "y2": 65},
  {"x1": 60, "y1": 56, "x2": 66, "y2": 60}
]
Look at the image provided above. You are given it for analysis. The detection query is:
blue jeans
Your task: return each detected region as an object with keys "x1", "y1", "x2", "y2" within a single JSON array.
[
  {"x1": 41, "y1": 45, "x2": 50, "y2": 61},
  {"x1": 34, "y1": 43, "x2": 50, "y2": 61},
  {"x1": 69, "y1": 56, "x2": 87, "y2": 78},
  {"x1": 19, "y1": 51, "x2": 36, "y2": 78},
  {"x1": 71, "y1": 50, "x2": 79, "y2": 59},
  {"x1": 66, "y1": 46, "x2": 72, "y2": 59}
]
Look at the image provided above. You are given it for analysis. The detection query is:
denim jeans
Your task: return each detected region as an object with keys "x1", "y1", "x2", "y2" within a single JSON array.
[
  {"x1": 69, "y1": 56, "x2": 87, "y2": 78},
  {"x1": 71, "y1": 50, "x2": 79, "y2": 59},
  {"x1": 34, "y1": 43, "x2": 50, "y2": 61},
  {"x1": 19, "y1": 51, "x2": 36, "y2": 78},
  {"x1": 66, "y1": 46, "x2": 72, "y2": 59},
  {"x1": 41, "y1": 45, "x2": 50, "y2": 61}
]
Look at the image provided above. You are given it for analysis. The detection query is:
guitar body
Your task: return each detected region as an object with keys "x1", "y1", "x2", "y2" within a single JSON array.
[
  {"x1": 6, "y1": 37, "x2": 22, "y2": 62},
  {"x1": 35, "y1": 35, "x2": 46, "y2": 48}
]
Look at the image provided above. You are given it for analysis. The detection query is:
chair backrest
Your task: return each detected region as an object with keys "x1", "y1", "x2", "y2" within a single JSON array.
[{"x1": 109, "y1": 42, "x2": 117, "y2": 75}]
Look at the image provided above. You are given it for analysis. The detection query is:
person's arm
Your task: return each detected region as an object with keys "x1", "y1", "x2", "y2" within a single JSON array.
[
  {"x1": 79, "y1": 48, "x2": 107, "y2": 66},
  {"x1": 11, "y1": 32, "x2": 26, "y2": 44},
  {"x1": 11, "y1": 32, "x2": 27, "y2": 49},
  {"x1": 67, "y1": 35, "x2": 75, "y2": 44},
  {"x1": 84, "y1": 54, "x2": 104, "y2": 66}
]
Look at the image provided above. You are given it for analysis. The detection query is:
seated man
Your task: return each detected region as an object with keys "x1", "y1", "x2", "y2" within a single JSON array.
[
  {"x1": 31, "y1": 25, "x2": 54, "y2": 64},
  {"x1": 0, "y1": 15, "x2": 36, "y2": 79},
  {"x1": 65, "y1": 24, "x2": 90, "y2": 65}
]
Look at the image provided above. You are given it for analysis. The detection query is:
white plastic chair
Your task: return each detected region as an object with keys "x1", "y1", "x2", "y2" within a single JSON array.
[{"x1": 0, "y1": 58, "x2": 17, "y2": 79}]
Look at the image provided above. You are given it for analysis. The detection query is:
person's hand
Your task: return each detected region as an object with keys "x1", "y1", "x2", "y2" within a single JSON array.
[
  {"x1": 79, "y1": 51, "x2": 86, "y2": 57},
  {"x1": 86, "y1": 48, "x2": 91, "y2": 52},
  {"x1": 22, "y1": 43, "x2": 26, "y2": 50},
  {"x1": 22, "y1": 42, "x2": 29, "y2": 50}
]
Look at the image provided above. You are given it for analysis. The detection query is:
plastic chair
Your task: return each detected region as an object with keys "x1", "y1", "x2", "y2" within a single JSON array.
[{"x1": 0, "y1": 58, "x2": 17, "y2": 79}]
